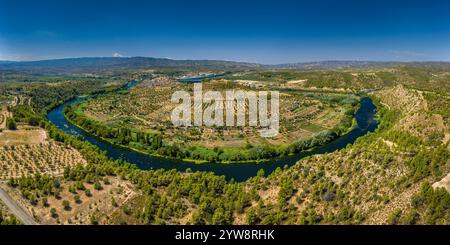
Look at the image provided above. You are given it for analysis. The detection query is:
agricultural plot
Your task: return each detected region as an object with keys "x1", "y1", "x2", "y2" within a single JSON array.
[
  {"x1": 78, "y1": 77, "x2": 357, "y2": 149},
  {"x1": 0, "y1": 128, "x2": 86, "y2": 180},
  {"x1": 0, "y1": 141, "x2": 87, "y2": 179}
]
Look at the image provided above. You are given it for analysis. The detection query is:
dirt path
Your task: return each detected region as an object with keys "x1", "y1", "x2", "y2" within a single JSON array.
[
  {"x1": 0, "y1": 185, "x2": 38, "y2": 225},
  {"x1": 0, "y1": 108, "x2": 10, "y2": 129},
  {"x1": 433, "y1": 172, "x2": 450, "y2": 193}
]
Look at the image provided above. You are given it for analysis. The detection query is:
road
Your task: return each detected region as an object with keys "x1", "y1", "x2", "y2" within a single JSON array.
[{"x1": 0, "y1": 187, "x2": 38, "y2": 225}]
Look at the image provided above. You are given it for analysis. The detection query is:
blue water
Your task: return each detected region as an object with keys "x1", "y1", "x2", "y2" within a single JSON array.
[
  {"x1": 178, "y1": 73, "x2": 225, "y2": 83},
  {"x1": 47, "y1": 81, "x2": 378, "y2": 181}
]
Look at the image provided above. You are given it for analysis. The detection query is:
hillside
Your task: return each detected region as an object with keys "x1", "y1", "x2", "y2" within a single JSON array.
[{"x1": 237, "y1": 85, "x2": 449, "y2": 224}]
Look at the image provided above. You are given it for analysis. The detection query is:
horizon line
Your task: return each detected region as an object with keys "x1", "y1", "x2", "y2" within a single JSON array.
[{"x1": 1, "y1": 56, "x2": 450, "y2": 65}]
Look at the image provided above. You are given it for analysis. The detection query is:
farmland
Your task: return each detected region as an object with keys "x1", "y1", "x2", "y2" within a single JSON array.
[
  {"x1": 0, "y1": 105, "x2": 86, "y2": 180},
  {"x1": 69, "y1": 76, "x2": 359, "y2": 162}
]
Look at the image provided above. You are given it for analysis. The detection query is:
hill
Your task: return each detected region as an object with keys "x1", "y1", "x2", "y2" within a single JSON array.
[
  {"x1": 2, "y1": 57, "x2": 450, "y2": 74},
  {"x1": 269, "y1": 61, "x2": 450, "y2": 69},
  {"x1": 0, "y1": 57, "x2": 261, "y2": 73}
]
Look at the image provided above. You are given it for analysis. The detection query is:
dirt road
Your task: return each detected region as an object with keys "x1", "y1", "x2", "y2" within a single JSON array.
[{"x1": 0, "y1": 186, "x2": 38, "y2": 225}]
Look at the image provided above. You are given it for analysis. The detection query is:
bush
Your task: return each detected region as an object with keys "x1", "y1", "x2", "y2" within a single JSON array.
[
  {"x1": 6, "y1": 118, "x2": 17, "y2": 130},
  {"x1": 62, "y1": 200, "x2": 71, "y2": 211}
]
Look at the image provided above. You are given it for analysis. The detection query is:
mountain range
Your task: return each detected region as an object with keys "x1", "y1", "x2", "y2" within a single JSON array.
[{"x1": 0, "y1": 57, "x2": 449, "y2": 73}]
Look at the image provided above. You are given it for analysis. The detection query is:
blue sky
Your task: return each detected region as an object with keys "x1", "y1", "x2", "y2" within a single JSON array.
[{"x1": 0, "y1": 0, "x2": 449, "y2": 63}]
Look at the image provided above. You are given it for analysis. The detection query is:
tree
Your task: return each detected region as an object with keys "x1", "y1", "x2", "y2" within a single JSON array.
[
  {"x1": 50, "y1": 208, "x2": 58, "y2": 218},
  {"x1": 90, "y1": 214, "x2": 98, "y2": 225},
  {"x1": 190, "y1": 210, "x2": 205, "y2": 225},
  {"x1": 41, "y1": 197, "x2": 49, "y2": 207},
  {"x1": 246, "y1": 208, "x2": 259, "y2": 225},
  {"x1": 387, "y1": 209, "x2": 402, "y2": 225},
  {"x1": 85, "y1": 189, "x2": 92, "y2": 197},
  {"x1": 257, "y1": 169, "x2": 265, "y2": 178},
  {"x1": 401, "y1": 209, "x2": 419, "y2": 225},
  {"x1": 111, "y1": 197, "x2": 118, "y2": 207},
  {"x1": 94, "y1": 181, "x2": 102, "y2": 190},
  {"x1": 6, "y1": 118, "x2": 17, "y2": 130},
  {"x1": 212, "y1": 208, "x2": 231, "y2": 225},
  {"x1": 62, "y1": 200, "x2": 71, "y2": 211},
  {"x1": 74, "y1": 194, "x2": 81, "y2": 204}
]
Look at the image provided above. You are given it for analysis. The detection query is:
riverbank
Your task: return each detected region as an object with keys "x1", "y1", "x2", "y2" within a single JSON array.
[
  {"x1": 64, "y1": 82, "x2": 360, "y2": 163},
  {"x1": 64, "y1": 102, "x2": 348, "y2": 164},
  {"x1": 47, "y1": 80, "x2": 378, "y2": 181}
]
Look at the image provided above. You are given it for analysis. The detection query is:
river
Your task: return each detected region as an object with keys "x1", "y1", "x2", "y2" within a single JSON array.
[
  {"x1": 47, "y1": 81, "x2": 378, "y2": 181},
  {"x1": 178, "y1": 73, "x2": 226, "y2": 83}
]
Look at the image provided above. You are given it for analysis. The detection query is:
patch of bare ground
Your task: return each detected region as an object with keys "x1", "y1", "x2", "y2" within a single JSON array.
[
  {"x1": 433, "y1": 171, "x2": 450, "y2": 193},
  {"x1": 0, "y1": 126, "x2": 47, "y2": 146},
  {"x1": 0, "y1": 107, "x2": 11, "y2": 129},
  {"x1": 259, "y1": 186, "x2": 280, "y2": 206},
  {"x1": 381, "y1": 138, "x2": 397, "y2": 150}
]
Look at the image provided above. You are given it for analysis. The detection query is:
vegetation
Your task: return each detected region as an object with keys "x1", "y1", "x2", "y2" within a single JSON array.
[
  {"x1": 0, "y1": 210, "x2": 20, "y2": 225},
  {"x1": 224, "y1": 66, "x2": 450, "y2": 92},
  {"x1": 5, "y1": 118, "x2": 16, "y2": 130},
  {"x1": 65, "y1": 78, "x2": 358, "y2": 162},
  {"x1": 1, "y1": 67, "x2": 448, "y2": 225}
]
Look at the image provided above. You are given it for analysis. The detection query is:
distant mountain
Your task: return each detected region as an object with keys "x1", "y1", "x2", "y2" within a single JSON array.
[
  {"x1": 0, "y1": 57, "x2": 261, "y2": 73},
  {"x1": 0, "y1": 60, "x2": 16, "y2": 64},
  {"x1": 267, "y1": 60, "x2": 393, "y2": 69},
  {"x1": 266, "y1": 60, "x2": 450, "y2": 69},
  {"x1": 0, "y1": 57, "x2": 449, "y2": 73}
]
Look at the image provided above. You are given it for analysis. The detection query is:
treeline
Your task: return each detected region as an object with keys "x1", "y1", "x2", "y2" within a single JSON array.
[
  {"x1": 5, "y1": 79, "x2": 127, "y2": 132},
  {"x1": 26, "y1": 79, "x2": 126, "y2": 114},
  {"x1": 388, "y1": 182, "x2": 450, "y2": 225},
  {"x1": 65, "y1": 104, "x2": 338, "y2": 162},
  {"x1": 410, "y1": 182, "x2": 450, "y2": 224}
]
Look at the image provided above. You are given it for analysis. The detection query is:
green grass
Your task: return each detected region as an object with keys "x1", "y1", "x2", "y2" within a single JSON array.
[{"x1": 302, "y1": 123, "x2": 326, "y2": 133}]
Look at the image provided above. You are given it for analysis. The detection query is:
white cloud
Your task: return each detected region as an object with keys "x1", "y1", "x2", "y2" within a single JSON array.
[{"x1": 112, "y1": 52, "x2": 124, "y2": 58}]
